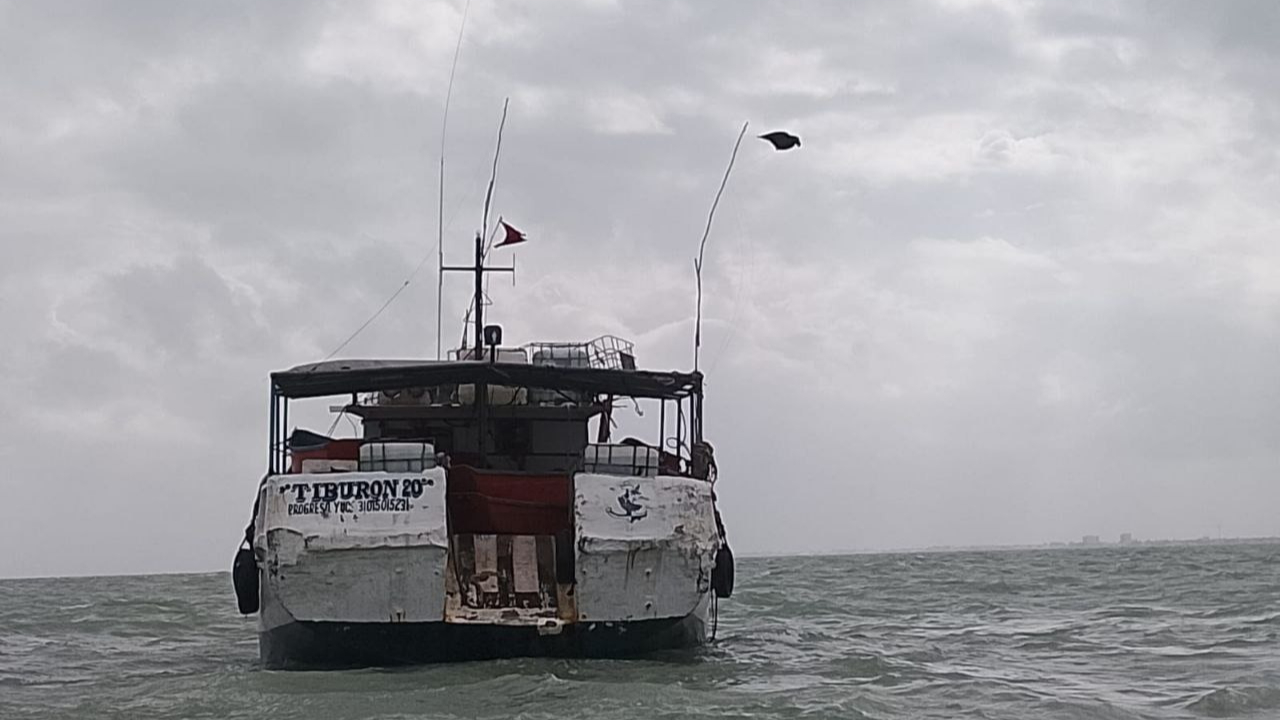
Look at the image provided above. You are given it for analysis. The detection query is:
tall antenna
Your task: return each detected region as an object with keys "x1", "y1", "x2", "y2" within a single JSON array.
[
  {"x1": 436, "y1": 0, "x2": 471, "y2": 360},
  {"x1": 448, "y1": 98, "x2": 514, "y2": 352},
  {"x1": 694, "y1": 121, "x2": 749, "y2": 372},
  {"x1": 482, "y1": 97, "x2": 510, "y2": 250}
]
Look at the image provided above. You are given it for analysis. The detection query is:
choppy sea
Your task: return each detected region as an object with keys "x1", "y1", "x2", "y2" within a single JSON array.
[{"x1": 2, "y1": 543, "x2": 1278, "y2": 719}]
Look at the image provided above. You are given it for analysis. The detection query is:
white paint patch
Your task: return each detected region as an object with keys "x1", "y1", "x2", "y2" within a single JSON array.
[
  {"x1": 255, "y1": 469, "x2": 448, "y2": 623},
  {"x1": 573, "y1": 474, "x2": 719, "y2": 622},
  {"x1": 474, "y1": 534, "x2": 498, "y2": 594},
  {"x1": 512, "y1": 535, "x2": 540, "y2": 594}
]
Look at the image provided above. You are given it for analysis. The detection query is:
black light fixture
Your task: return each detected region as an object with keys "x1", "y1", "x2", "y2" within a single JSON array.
[{"x1": 483, "y1": 324, "x2": 503, "y2": 362}]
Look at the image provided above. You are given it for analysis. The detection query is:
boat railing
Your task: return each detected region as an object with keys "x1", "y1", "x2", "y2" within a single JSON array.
[
  {"x1": 525, "y1": 335, "x2": 635, "y2": 371},
  {"x1": 579, "y1": 442, "x2": 660, "y2": 477}
]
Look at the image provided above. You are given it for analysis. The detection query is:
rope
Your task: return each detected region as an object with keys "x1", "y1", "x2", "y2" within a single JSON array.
[
  {"x1": 711, "y1": 594, "x2": 719, "y2": 641},
  {"x1": 323, "y1": 273, "x2": 416, "y2": 361}
]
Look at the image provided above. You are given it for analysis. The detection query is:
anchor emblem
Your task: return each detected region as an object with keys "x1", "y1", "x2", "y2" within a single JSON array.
[{"x1": 606, "y1": 485, "x2": 649, "y2": 523}]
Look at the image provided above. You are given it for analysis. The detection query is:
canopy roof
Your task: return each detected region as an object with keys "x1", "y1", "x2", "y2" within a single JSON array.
[{"x1": 271, "y1": 359, "x2": 702, "y2": 400}]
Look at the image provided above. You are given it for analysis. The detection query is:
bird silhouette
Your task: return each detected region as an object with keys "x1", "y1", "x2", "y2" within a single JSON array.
[{"x1": 759, "y1": 131, "x2": 801, "y2": 151}]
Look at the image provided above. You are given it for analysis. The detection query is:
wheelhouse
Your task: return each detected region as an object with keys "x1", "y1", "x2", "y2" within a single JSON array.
[
  {"x1": 266, "y1": 345, "x2": 709, "y2": 480},
  {"x1": 262, "y1": 340, "x2": 717, "y2": 556}
]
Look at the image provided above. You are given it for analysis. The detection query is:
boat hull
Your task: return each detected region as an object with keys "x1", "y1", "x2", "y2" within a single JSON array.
[
  {"x1": 259, "y1": 612, "x2": 708, "y2": 669},
  {"x1": 251, "y1": 469, "x2": 721, "y2": 668}
]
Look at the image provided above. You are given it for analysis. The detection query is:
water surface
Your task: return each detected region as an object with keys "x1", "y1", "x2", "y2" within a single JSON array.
[{"x1": 2, "y1": 543, "x2": 1278, "y2": 719}]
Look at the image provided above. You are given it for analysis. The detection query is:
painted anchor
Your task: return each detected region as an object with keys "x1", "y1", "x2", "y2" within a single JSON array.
[{"x1": 606, "y1": 485, "x2": 649, "y2": 523}]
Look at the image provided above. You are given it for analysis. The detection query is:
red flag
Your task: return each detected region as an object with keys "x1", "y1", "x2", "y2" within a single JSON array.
[{"x1": 495, "y1": 221, "x2": 527, "y2": 248}]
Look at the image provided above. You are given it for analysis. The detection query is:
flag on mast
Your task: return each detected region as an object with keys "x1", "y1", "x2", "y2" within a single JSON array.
[{"x1": 495, "y1": 220, "x2": 527, "y2": 248}]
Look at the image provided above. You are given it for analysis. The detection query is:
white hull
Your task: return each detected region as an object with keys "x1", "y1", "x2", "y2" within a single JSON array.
[{"x1": 252, "y1": 470, "x2": 720, "y2": 668}]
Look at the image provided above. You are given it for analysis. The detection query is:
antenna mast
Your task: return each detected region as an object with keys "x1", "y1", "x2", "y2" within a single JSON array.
[
  {"x1": 436, "y1": 1, "x2": 470, "y2": 360},
  {"x1": 481, "y1": 98, "x2": 509, "y2": 253},
  {"x1": 442, "y1": 99, "x2": 514, "y2": 357},
  {"x1": 694, "y1": 121, "x2": 749, "y2": 372}
]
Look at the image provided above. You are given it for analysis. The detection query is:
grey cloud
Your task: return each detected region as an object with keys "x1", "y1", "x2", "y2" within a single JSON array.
[{"x1": 2, "y1": 0, "x2": 1279, "y2": 576}]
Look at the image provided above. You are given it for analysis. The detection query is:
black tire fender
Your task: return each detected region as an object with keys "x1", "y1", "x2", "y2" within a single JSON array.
[
  {"x1": 232, "y1": 545, "x2": 260, "y2": 614},
  {"x1": 712, "y1": 543, "x2": 734, "y2": 599}
]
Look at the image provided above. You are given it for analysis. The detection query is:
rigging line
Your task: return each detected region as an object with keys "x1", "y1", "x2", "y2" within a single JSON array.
[
  {"x1": 437, "y1": 0, "x2": 471, "y2": 361},
  {"x1": 324, "y1": 169, "x2": 481, "y2": 365},
  {"x1": 323, "y1": 264, "x2": 422, "y2": 361},
  {"x1": 438, "y1": 165, "x2": 492, "y2": 333},
  {"x1": 322, "y1": 402, "x2": 359, "y2": 438},
  {"x1": 694, "y1": 121, "x2": 749, "y2": 372},
  {"x1": 456, "y1": 251, "x2": 493, "y2": 349},
  {"x1": 457, "y1": 281, "x2": 496, "y2": 349},
  {"x1": 442, "y1": 163, "x2": 498, "y2": 344},
  {"x1": 332, "y1": 0, "x2": 469, "y2": 363},
  {"x1": 458, "y1": 284, "x2": 495, "y2": 348}
]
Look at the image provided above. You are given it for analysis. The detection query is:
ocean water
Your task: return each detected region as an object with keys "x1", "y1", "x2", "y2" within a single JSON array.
[{"x1": 1, "y1": 543, "x2": 1278, "y2": 720}]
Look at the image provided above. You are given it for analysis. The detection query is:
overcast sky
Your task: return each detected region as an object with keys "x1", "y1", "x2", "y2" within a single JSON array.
[{"x1": 3, "y1": 0, "x2": 1278, "y2": 577}]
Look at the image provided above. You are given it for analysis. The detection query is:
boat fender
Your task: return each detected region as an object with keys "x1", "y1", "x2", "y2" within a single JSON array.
[
  {"x1": 711, "y1": 504, "x2": 734, "y2": 598},
  {"x1": 712, "y1": 543, "x2": 735, "y2": 599},
  {"x1": 232, "y1": 542, "x2": 259, "y2": 614}
]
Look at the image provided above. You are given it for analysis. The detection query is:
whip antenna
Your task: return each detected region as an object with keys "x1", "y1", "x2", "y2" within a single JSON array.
[
  {"x1": 482, "y1": 97, "x2": 510, "y2": 250},
  {"x1": 436, "y1": 0, "x2": 471, "y2": 360},
  {"x1": 694, "y1": 121, "x2": 749, "y2": 372}
]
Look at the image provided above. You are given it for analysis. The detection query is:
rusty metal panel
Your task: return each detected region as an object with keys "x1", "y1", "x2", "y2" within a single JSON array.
[
  {"x1": 444, "y1": 533, "x2": 563, "y2": 625},
  {"x1": 474, "y1": 534, "x2": 499, "y2": 594}
]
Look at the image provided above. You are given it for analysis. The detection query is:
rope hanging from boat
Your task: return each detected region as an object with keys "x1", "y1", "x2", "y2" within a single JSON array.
[{"x1": 710, "y1": 593, "x2": 719, "y2": 641}]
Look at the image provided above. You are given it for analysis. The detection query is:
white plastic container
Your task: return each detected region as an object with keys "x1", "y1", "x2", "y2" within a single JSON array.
[
  {"x1": 456, "y1": 347, "x2": 529, "y2": 363},
  {"x1": 375, "y1": 386, "x2": 432, "y2": 406},
  {"x1": 457, "y1": 347, "x2": 529, "y2": 406},
  {"x1": 300, "y1": 458, "x2": 359, "y2": 474},
  {"x1": 530, "y1": 344, "x2": 591, "y2": 405},
  {"x1": 359, "y1": 442, "x2": 437, "y2": 473},
  {"x1": 582, "y1": 443, "x2": 659, "y2": 477},
  {"x1": 456, "y1": 384, "x2": 528, "y2": 406},
  {"x1": 531, "y1": 344, "x2": 591, "y2": 368}
]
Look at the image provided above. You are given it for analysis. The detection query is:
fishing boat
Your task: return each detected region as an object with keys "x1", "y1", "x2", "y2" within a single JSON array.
[{"x1": 232, "y1": 234, "x2": 734, "y2": 668}]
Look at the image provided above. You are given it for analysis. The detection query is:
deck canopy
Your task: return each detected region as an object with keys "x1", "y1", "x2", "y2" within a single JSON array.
[{"x1": 271, "y1": 359, "x2": 703, "y2": 400}]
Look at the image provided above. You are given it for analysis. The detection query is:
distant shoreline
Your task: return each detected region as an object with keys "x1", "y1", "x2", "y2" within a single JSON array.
[{"x1": 743, "y1": 535, "x2": 1280, "y2": 559}]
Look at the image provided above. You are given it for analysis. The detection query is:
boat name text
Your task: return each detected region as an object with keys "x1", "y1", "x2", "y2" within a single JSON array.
[{"x1": 278, "y1": 478, "x2": 428, "y2": 516}]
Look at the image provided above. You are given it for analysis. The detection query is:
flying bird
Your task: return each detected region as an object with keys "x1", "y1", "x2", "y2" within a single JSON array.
[{"x1": 759, "y1": 131, "x2": 801, "y2": 151}]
